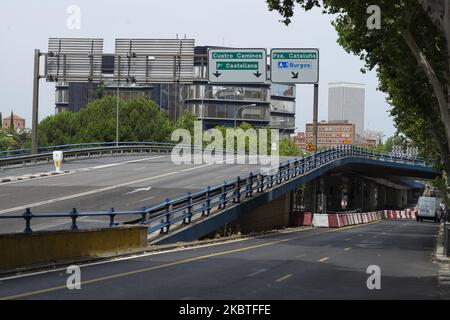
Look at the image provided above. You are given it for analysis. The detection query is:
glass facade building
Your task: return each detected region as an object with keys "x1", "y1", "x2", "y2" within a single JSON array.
[{"x1": 54, "y1": 45, "x2": 296, "y2": 134}]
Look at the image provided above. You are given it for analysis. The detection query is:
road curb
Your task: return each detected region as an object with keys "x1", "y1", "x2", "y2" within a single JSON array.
[
  {"x1": 0, "y1": 170, "x2": 72, "y2": 184},
  {"x1": 435, "y1": 223, "x2": 450, "y2": 263}
]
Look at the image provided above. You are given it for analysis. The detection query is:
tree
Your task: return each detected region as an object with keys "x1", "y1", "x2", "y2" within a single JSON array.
[
  {"x1": 174, "y1": 111, "x2": 198, "y2": 135},
  {"x1": 266, "y1": 0, "x2": 449, "y2": 181},
  {"x1": 9, "y1": 111, "x2": 14, "y2": 132},
  {"x1": 279, "y1": 137, "x2": 303, "y2": 157},
  {"x1": 38, "y1": 97, "x2": 174, "y2": 146},
  {"x1": 38, "y1": 111, "x2": 80, "y2": 146}
]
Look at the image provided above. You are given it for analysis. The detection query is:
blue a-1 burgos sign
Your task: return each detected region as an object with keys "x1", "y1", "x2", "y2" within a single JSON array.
[
  {"x1": 277, "y1": 62, "x2": 312, "y2": 70},
  {"x1": 271, "y1": 49, "x2": 319, "y2": 84}
]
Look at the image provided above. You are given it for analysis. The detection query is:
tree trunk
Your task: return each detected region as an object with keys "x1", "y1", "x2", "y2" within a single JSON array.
[{"x1": 402, "y1": 29, "x2": 450, "y2": 148}]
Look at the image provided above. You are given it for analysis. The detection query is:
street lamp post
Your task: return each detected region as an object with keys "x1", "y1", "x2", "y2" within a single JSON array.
[{"x1": 234, "y1": 104, "x2": 257, "y2": 128}]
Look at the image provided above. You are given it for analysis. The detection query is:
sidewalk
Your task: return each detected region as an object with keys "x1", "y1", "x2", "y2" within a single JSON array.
[{"x1": 435, "y1": 223, "x2": 450, "y2": 263}]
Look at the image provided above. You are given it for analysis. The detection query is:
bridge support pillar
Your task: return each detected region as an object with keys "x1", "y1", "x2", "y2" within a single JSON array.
[
  {"x1": 367, "y1": 182, "x2": 378, "y2": 212},
  {"x1": 227, "y1": 191, "x2": 294, "y2": 235},
  {"x1": 303, "y1": 182, "x2": 315, "y2": 212},
  {"x1": 324, "y1": 174, "x2": 344, "y2": 212},
  {"x1": 386, "y1": 187, "x2": 396, "y2": 208},
  {"x1": 378, "y1": 185, "x2": 388, "y2": 210}
]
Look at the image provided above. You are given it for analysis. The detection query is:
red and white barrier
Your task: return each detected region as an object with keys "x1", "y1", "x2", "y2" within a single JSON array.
[
  {"x1": 313, "y1": 214, "x2": 331, "y2": 228},
  {"x1": 309, "y1": 211, "x2": 385, "y2": 229},
  {"x1": 384, "y1": 208, "x2": 418, "y2": 220}
]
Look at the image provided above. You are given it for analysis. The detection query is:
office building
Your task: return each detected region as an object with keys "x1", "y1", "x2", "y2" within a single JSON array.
[
  {"x1": 54, "y1": 45, "x2": 296, "y2": 134},
  {"x1": 303, "y1": 120, "x2": 355, "y2": 149},
  {"x1": 328, "y1": 82, "x2": 365, "y2": 137}
]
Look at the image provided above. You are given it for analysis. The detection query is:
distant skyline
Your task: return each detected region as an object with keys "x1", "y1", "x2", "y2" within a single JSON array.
[{"x1": 0, "y1": 0, "x2": 395, "y2": 138}]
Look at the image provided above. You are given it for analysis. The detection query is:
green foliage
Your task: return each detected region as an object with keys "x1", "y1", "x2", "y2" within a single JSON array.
[
  {"x1": 38, "y1": 111, "x2": 80, "y2": 146},
  {"x1": 38, "y1": 97, "x2": 173, "y2": 146},
  {"x1": 174, "y1": 112, "x2": 198, "y2": 136},
  {"x1": 279, "y1": 138, "x2": 303, "y2": 157},
  {"x1": 383, "y1": 135, "x2": 409, "y2": 153},
  {"x1": 266, "y1": 0, "x2": 449, "y2": 173},
  {"x1": 0, "y1": 128, "x2": 31, "y2": 151}
]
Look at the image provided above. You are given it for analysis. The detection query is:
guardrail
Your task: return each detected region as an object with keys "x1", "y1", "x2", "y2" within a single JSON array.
[
  {"x1": 0, "y1": 141, "x2": 177, "y2": 159},
  {"x1": 0, "y1": 145, "x2": 433, "y2": 239},
  {"x1": 0, "y1": 142, "x2": 177, "y2": 167}
]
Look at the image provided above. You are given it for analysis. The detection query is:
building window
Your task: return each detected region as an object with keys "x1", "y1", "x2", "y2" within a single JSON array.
[
  {"x1": 271, "y1": 100, "x2": 295, "y2": 114},
  {"x1": 55, "y1": 89, "x2": 69, "y2": 104},
  {"x1": 271, "y1": 84, "x2": 296, "y2": 98}
]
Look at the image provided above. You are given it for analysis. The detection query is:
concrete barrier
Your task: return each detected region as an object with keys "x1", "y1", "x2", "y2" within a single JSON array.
[
  {"x1": 303, "y1": 212, "x2": 313, "y2": 226},
  {"x1": 291, "y1": 212, "x2": 313, "y2": 227},
  {"x1": 313, "y1": 214, "x2": 330, "y2": 228},
  {"x1": 0, "y1": 226, "x2": 148, "y2": 271}
]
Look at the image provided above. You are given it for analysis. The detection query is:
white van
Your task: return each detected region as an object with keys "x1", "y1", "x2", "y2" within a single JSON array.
[{"x1": 417, "y1": 196, "x2": 442, "y2": 223}]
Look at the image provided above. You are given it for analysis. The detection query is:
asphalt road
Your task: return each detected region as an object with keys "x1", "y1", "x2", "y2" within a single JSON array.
[
  {"x1": 0, "y1": 220, "x2": 447, "y2": 300},
  {"x1": 0, "y1": 155, "x2": 292, "y2": 233}
]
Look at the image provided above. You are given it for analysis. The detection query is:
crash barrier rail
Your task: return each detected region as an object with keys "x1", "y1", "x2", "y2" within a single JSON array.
[
  {"x1": 0, "y1": 145, "x2": 433, "y2": 239},
  {"x1": 0, "y1": 141, "x2": 177, "y2": 159},
  {"x1": 0, "y1": 142, "x2": 185, "y2": 167}
]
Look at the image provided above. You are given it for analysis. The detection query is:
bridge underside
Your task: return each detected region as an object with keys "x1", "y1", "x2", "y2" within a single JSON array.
[{"x1": 155, "y1": 157, "x2": 439, "y2": 245}]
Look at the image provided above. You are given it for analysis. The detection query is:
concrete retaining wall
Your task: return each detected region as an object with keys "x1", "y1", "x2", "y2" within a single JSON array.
[{"x1": 0, "y1": 226, "x2": 148, "y2": 270}]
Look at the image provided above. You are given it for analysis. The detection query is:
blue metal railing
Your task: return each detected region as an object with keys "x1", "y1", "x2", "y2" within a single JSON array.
[{"x1": 0, "y1": 145, "x2": 433, "y2": 238}]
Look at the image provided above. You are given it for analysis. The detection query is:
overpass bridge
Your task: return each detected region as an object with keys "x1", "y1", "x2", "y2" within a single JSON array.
[{"x1": 0, "y1": 144, "x2": 439, "y2": 244}]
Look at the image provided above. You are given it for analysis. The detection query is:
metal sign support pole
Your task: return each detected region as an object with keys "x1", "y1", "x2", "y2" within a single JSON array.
[
  {"x1": 31, "y1": 49, "x2": 41, "y2": 156},
  {"x1": 313, "y1": 83, "x2": 319, "y2": 150}
]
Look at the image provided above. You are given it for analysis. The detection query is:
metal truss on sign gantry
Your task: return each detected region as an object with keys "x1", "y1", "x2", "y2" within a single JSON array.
[
  {"x1": 45, "y1": 38, "x2": 105, "y2": 83},
  {"x1": 114, "y1": 38, "x2": 195, "y2": 84}
]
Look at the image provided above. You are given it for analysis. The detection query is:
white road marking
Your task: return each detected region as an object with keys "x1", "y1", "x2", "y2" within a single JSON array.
[
  {"x1": 275, "y1": 274, "x2": 292, "y2": 283},
  {"x1": 0, "y1": 156, "x2": 169, "y2": 186},
  {"x1": 0, "y1": 172, "x2": 178, "y2": 215},
  {"x1": 123, "y1": 187, "x2": 152, "y2": 196},
  {"x1": 248, "y1": 269, "x2": 268, "y2": 277},
  {"x1": 0, "y1": 155, "x2": 263, "y2": 215},
  {"x1": 139, "y1": 196, "x2": 156, "y2": 203}
]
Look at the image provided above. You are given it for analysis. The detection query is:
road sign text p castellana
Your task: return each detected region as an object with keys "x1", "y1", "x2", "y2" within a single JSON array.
[{"x1": 208, "y1": 48, "x2": 267, "y2": 84}]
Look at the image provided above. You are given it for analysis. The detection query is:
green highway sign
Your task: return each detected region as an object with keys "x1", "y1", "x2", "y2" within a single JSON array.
[
  {"x1": 208, "y1": 48, "x2": 267, "y2": 84},
  {"x1": 270, "y1": 48, "x2": 319, "y2": 84},
  {"x1": 216, "y1": 62, "x2": 259, "y2": 70}
]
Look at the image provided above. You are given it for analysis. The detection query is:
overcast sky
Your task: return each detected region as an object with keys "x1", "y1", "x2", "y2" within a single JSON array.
[{"x1": 0, "y1": 0, "x2": 395, "y2": 137}]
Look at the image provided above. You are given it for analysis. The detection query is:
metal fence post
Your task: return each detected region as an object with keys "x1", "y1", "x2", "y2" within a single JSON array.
[
  {"x1": 203, "y1": 186, "x2": 212, "y2": 217},
  {"x1": 23, "y1": 208, "x2": 33, "y2": 233},
  {"x1": 161, "y1": 198, "x2": 171, "y2": 234},
  {"x1": 247, "y1": 173, "x2": 254, "y2": 197},
  {"x1": 235, "y1": 177, "x2": 241, "y2": 203},
  {"x1": 70, "y1": 208, "x2": 79, "y2": 231},
  {"x1": 184, "y1": 192, "x2": 193, "y2": 224},
  {"x1": 221, "y1": 181, "x2": 228, "y2": 209},
  {"x1": 140, "y1": 207, "x2": 147, "y2": 224},
  {"x1": 258, "y1": 174, "x2": 264, "y2": 193},
  {"x1": 109, "y1": 208, "x2": 116, "y2": 227}
]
